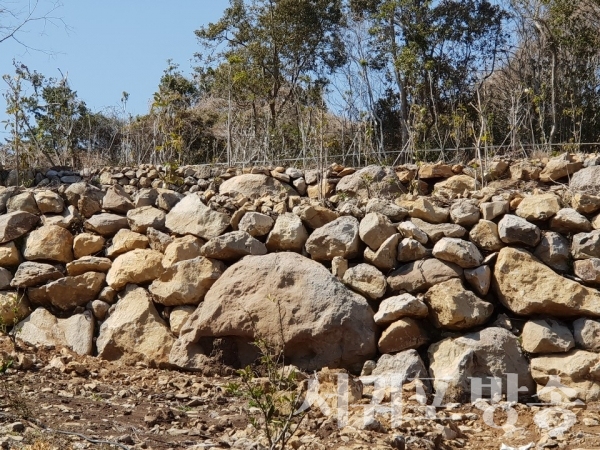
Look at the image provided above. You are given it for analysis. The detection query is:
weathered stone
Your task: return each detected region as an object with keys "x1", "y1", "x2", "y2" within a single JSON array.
[
  {"x1": 0, "y1": 242, "x2": 21, "y2": 267},
  {"x1": 335, "y1": 165, "x2": 405, "y2": 199},
  {"x1": 570, "y1": 165, "x2": 600, "y2": 192},
  {"x1": 572, "y1": 193, "x2": 600, "y2": 214},
  {"x1": 365, "y1": 199, "x2": 407, "y2": 222},
  {"x1": 419, "y1": 163, "x2": 453, "y2": 179},
  {"x1": 305, "y1": 216, "x2": 360, "y2": 261},
  {"x1": 22, "y1": 225, "x2": 74, "y2": 263},
  {"x1": 238, "y1": 212, "x2": 274, "y2": 237},
  {"x1": 33, "y1": 190, "x2": 66, "y2": 214},
  {"x1": 134, "y1": 188, "x2": 158, "y2": 208},
  {"x1": 156, "y1": 189, "x2": 184, "y2": 211},
  {"x1": 0, "y1": 268, "x2": 12, "y2": 290},
  {"x1": 292, "y1": 177, "x2": 307, "y2": 195},
  {"x1": 494, "y1": 247, "x2": 600, "y2": 317},
  {"x1": 574, "y1": 258, "x2": 600, "y2": 284},
  {"x1": 428, "y1": 327, "x2": 535, "y2": 402},
  {"x1": 515, "y1": 193, "x2": 561, "y2": 221},
  {"x1": 359, "y1": 212, "x2": 396, "y2": 251},
  {"x1": 342, "y1": 263, "x2": 387, "y2": 300},
  {"x1": 0, "y1": 211, "x2": 39, "y2": 244},
  {"x1": 106, "y1": 229, "x2": 149, "y2": 258},
  {"x1": 147, "y1": 227, "x2": 174, "y2": 253},
  {"x1": 409, "y1": 198, "x2": 449, "y2": 224},
  {"x1": 219, "y1": 174, "x2": 297, "y2": 198},
  {"x1": 90, "y1": 299, "x2": 110, "y2": 320},
  {"x1": 424, "y1": 279, "x2": 493, "y2": 330},
  {"x1": 169, "y1": 305, "x2": 196, "y2": 336},
  {"x1": 498, "y1": 214, "x2": 540, "y2": 246},
  {"x1": 7, "y1": 192, "x2": 40, "y2": 215},
  {"x1": 170, "y1": 252, "x2": 377, "y2": 372},
  {"x1": 201, "y1": 231, "x2": 267, "y2": 261},
  {"x1": 162, "y1": 235, "x2": 204, "y2": 267},
  {"x1": 534, "y1": 231, "x2": 571, "y2": 272},
  {"x1": 370, "y1": 350, "x2": 429, "y2": 388},
  {"x1": 10, "y1": 262, "x2": 62, "y2": 288},
  {"x1": 410, "y1": 218, "x2": 466, "y2": 242},
  {"x1": 378, "y1": 318, "x2": 428, "y2": 354},
  {"x1": 397, "y1": 221, "x2": 428, "y2": 245},
  {"x1": 265, "y1": 213, "x2": 308, "y2": 252},
  {"x1": 42, "y1": 205, "x2": 81, "y2": 229},
  {"x1": 539, "y1": 156, "x2": 582, "y2": 182},
  {"x1": 531, "y1": 350, "x2": 600, "y2": 402},
  {"x1": 388, "y1": 258, "x2": 462, "y2": 294},
  {"x1": 97, "y1": 286, "x2": 175, "y2": 367},
  {"x1": 396, "y1": 237, "x2": 428, "y2": 262},
  {"x1": 364, "y1": 233, "x2": 400, "y2": 271},
  {"x1": 0, "y1": 292, "x2": 29, "y2": 326},
  {"x1": 66, "y1": 256, "x2": 112, "y2": 276},
  {"x1": 331, "y1": 256, "x2": 348, "y2": 279},
  {"x1": 64, "y1": 182, "x2": 104, "y2": 218},
  {"x1": 73, "y1": 233, "x2": 105, "y2": 258},
  {"x1": 126, "y1": 206, "x2": 166, "y2": 233},
  {"x1": 84, "y1": 213, "x2": 128, "y2": 236},
  {"x1": 521, "y1": 319, "x2": 574, "y2": 354},
  {"x1": 573, "y1": 318, "x2": 600, "y2": 352},
  {"x1": 373, "y1": 293, "x2": 428, "y2": 326},
  {"x1": 102, "y1": 185, "x2": 134, "y2": 214},
  {"x1": 469, "y1": 220, "x2": 504, "y2": 252},
  {"x1": 165, "y1": 194, "x2": 230, "y2": 240},
  {"x1": 15, "y1": 308, "x2": 94, "y2": 355},
  {"x1": 449, "y1": 200, "x2": 480, "y2": 227},
  {"x1": 295, "y1": 204, "x2": 340, "y2": 229},
  {"x1": 480, "y1": 201, "x2": 509, "y2": 221},
  {"x1": 432, "y1": 237, "x2": 483, "y2": 269},
  {"x1": 572, "y1": 230, "x2": 600, "y2": 260},
  {"x1": 464, "y1": 265, "x2": 491, "y2": 296},
  {"x1": 434, "y1": 175, "x2": 475, "y2": 196},
  {"x1": 106, "y1": 249, "x2": 164, "y2": 291},
  {"x1": 30, "y1": 272, "x2": 105, "y2": 311},
  {"x1": 549, "y1": 208, "x2": 592, "y2": 234},
  {"x1": 150, "y1": 257, "x2": 225, "y2": 306}
]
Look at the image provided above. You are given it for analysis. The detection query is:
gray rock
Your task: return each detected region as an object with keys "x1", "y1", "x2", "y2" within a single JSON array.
[
  {"x1": 572, "y1": 230, "x2": 600, "y2": 260},
  {"x1": 364, "y1": 233, "x2": 400, "y2": 271},
  {"x1": 84, "y1": 213, "x2": 128, "y2": 236},
  {"x1": 165, "y1": 194, "x2": 230, "y2": 240},
  {"x1": 498, "y1": 214, "x2": 540, "y2": 246},
  {"x1": 574, "y1": 258, "x2": 600, "y2": 284},
  {"x1": 127, "y1": 206, "x2": 166, "y2": 233},
  {"x1": 342, "y1": 263, "x2": 387, "y2": 300},
  {"x1": 373, "y1": 293, "x2": 428, "y2": 325},
  {"x1": 410, "y1": 218, "x2": 466, "y2": 243},
  {"x1": 388, "y1": 258, "x2": 463, "y2": 294},
  {"x1": 521, "y1": 319, "x2": 574, "y2": 354},
  {"x1": 464, "y1": 265, "x2": 491, "y2": 296},
  {"x1": 573, "y1": 318, "x2": 600, "y2": 352},
  {"x1": 0, "y1": 211, "x2": 39, "y2": 244},
  {"x1": 534, "y1": 231, "x2": 571, "y2": 272},
  {"x1": 396, "y1": 237, "x2": 428, "y2": 262},
  {"x1": 305, "y1": 216, "x2": 360, "y2": 261},
  {"x1": 10, "y1": 262, "x2": 62, "y2": 288},
  {"x1": 201, "y1": 231, "x2": 267, "y2": 261},
  {"x1": 549, "y1": 208, "x2": 592, "y2": 234},
  {"x1": 570, "y1": 166, "x2": 600, "y2": 192},
  {"x1": 449, "y1": 200, "x2": 480, "y2": 227},
  {"x1": 365, "y1": 199, "x2": 408, "y2": 222},
  {"x1": 238, "y1": 212, "x2": 274, "y2": 237}
]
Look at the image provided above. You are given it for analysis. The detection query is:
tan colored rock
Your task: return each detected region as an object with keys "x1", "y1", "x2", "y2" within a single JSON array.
[
  {"x1": 296, "y1": 204, "x2": 339, "y2": 229},
  {"x1": 521, "y1": 319, "x2": 574, "y2": 354},
  {"x1": 97, "y1": 286, "x2": 175, "y2": 367},
  {"x1": 515, "y1": 193, "x2": 561, "y2": 221},
  {"x1": 424, "y1": 279, "x2": 493, "y2": 330},
  {"x1": 265, "y1": 213, "x2": 309, "y2": 252},
  {"x1": 388, "y1": 258, "x2": 462, "y2": 294},
  {"x1": 10, "y1": 262, "x2": 62, "y2": 288},
  {"x1": 102, "y1": 185, "x2": 134, "y2": 214},
  {"x1": 539, "y1": 156, "x2": 582, "y2": 182},
  {"x1": 373, "y1": 293, "x2": 428, "y2": 326},
  {"x1": 572, "y1": 193, "x2": 600, "y2": 215},
  {"x1": 410, "y1": 218, "x2": 466, "y2": 242},
  {"x1": 359, "y1": 212, "x2": 396, "y2": 251},
  {"x1": 572, "y1": 230, "x2": 600, "y2": 260},
  {"x1": 464, "y1": 265, "x2": 491, "y2": 296},
  {"x1": 219, "y1": 174, "x2": 297, "y2": 198},
  {"x1": 7, "y1": 192, "x2": 40, "y2": 215},
  {"x1": 434, "y1": 175, "x2": 475, "y2": 196},
  {"x1": 165, "y1": 194, "x2": 230, "y2": 240},
  {"x1": 397, "y1": 220, "x2": 428, "y2": 244},
  {"x1": 126, "y1": 206, "x2": 166, "y2": 233},
  {"x1": 0, "y1": 291, "x2": 30, "y2": 326},
  {"x1": 73, "y1": 233, "x2": 105, "y2": 258},
  {"x1": 84, "y1": 213, "x2": 128, "y2": 236},
  {"x1": 409, "y1": 198, "x2": 449, "y2": 224},
  {"x1": 531, "y1": 350, "x2": 600, "y2": 402},
  {"x1": 432, "y1": 237, "x2": 483, "y2": 268},
  {"x1": 378, "y1": 318, "x2": 428, "y2": 354},
  {"x1": 106, "y1": 229, "x2": 149, "y2": 258},
  {"x1": 494, "y1": 247, "x2": 600, "y2": 316},
  {"x1": 64, "y1": 182, "x2": 104, "y2": 218},
  {"x1": 22, "y1": 225, "x2": 74, "y2": 263},
  {"x1": 0, "y1": 211, "x2": 39, "y2": 244},
  {"x1": 106, "y1": 249, "x2": 164, "y2": 290},
  {"x1": 42, "y1": 205, "x2": 82, "y2": 229},
  {"x1": 169, "y1": 305, "x2": 196, "y2": 336},
  {"x1": 342, "y1": 263, "x2": 386, "y2": 300},
  {"x1": 549, "y1": 208, "x2": 592, "y2": 234},
  {"x1": 29, "y1": 272, "x2": 105, "y2": 311},
  {"x1": 238, "y1": 212, "x2": 274, "y2": 237},
  {"x1": 170, "y1": 252, "x2": 377, "y2": 372},
  {"x1": 15, "y1": 308, "x2": 94, "y2": 355},
  {"x1": 162, "y1": 235, "x2": 204, "y2": 267},
  {"x1": 0, "y1": 242, "x2": 21, "y2": 267},
  {"x1": 66, "y1": 256, "x2": 112, "y2": 276},
  {"x1": 429, "y1": 327, "x2": 535, "y2": 402},
  {"x1": 201, "y1": 231, "x2": 267, "y2": 261},
  {"x1": 0, "y1": 268, "x2": 11, "y2": 290},
  {"x1": 574, "y1": 258, "x2": 600, "y2": 284},
  {"x1": 150, "y1": 257, "x2": 225, "y2": 306},
  {"x1": 449, "y1": 200, "x2": 480, "y2": 227},
  {"x1": 335, "y1": 165, "x2": 404, "y2": 199},
  {"x1": 364, "y1": 233, "x2": 400, "y2": 271},
  {"x1": 419, "y1": 163, "x2": 453, "y2": 179},
  {"x1": 34, "y1": 190, "x2": 64, "y2": 214},
  {"x1": 396, "y1": 237, "x2": 427, "y2": 262},
  {"x1": 498, "y1": 214, "x2": 541, "y2": 246},
  {"x1": 305, "y1": 216, "x2": 360, "y2": 261}
]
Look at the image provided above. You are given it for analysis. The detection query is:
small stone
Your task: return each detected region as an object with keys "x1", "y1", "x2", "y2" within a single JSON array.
[
  {"x1": 342, "y1": 263, "x2": 387, "y2": 300},
  {"x1": 432, "y1": 237, "x2": 483, "y2": 268}
]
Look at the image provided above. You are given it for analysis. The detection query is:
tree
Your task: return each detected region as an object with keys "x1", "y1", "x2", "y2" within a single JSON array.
[{"x1": 0, "y1": 0, "x2": 64, "y2": 49}]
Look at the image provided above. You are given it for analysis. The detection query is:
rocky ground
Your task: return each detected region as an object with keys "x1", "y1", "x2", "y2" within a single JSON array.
[{"x1": 2, "y1": 341, "x2": 600, "y2": 450}]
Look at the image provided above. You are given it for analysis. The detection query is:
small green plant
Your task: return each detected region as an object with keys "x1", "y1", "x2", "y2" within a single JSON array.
[{"x1": 226, "y1": 295, "x2": 307, "y2": 450}]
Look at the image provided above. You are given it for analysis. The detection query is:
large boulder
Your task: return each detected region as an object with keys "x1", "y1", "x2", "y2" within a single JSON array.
[
  {"x1": 305, "y1": 216, "x2": 360, "y2": 261},
  {"x1": 106, "y1": 249, "x2": 164, "y2": 290},
  {"x1": 495, "y1": 247, "x2": 600, "y2": 316},
  {"x1": 170, "y1": 252, "x2": 377, "y2": 372},
  {"x1": 22, "y1": 225, "x2": 74, "y2": 263},
  {"x1": 530, "y1": 350, "x2": 600, "y2": 402},
  {"x1": 201, "y1": 231, "x2": 267, "y2": 261},
  {"x1": 96, "y1": 287, "x2": 175, "y2": 367},
  {"x1": 165, "y1": 194, "x2": 230, "y2": 240},
  {"x1": 424, "y1": 279, "x2": 493, "y2": 330},
  {"x1": 28, "y1": 272, "x2": 105, "y2": 311},
  {"x1": 219, "y1": 174, "x2": 297, "y2": 198},
  {"x1": 149, "y1": 257, "x2": 225, "y2": 306},
  {"x1": 428, "y1": 327, "x2": 535, "y2": 402},
  {"x1": 0, "y1": 211, "x2": 39, "y2": 244},
  {"x1": 14, "y1": 308, "x2": 94, "y2": 355}
]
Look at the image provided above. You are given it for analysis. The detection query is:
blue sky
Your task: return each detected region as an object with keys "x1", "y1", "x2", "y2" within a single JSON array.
[{"x1": 1, "y1": 0, "x2": 229, "y2": 137}]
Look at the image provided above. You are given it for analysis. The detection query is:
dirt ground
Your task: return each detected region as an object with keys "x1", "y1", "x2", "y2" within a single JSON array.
[{"x1": 1, "y1": 340, "x2": 600, "y2": 450}]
